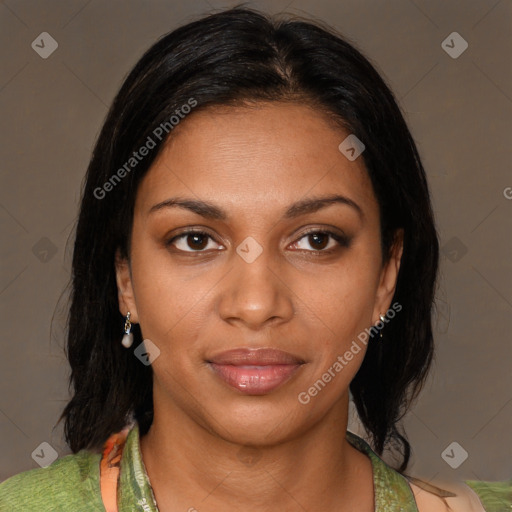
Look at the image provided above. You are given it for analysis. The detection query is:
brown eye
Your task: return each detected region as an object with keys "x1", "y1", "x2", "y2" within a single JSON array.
[
  {"x1": 289, "y1": 230, "x2": 350, "y2": 252},
  {"x1": 167, "y1": 231, "x2": 224, "y2": 252},
  {"x1": 308, "y1": 233, "x2": 329, "y2": 250},
  {"x1": 186, "y1": 233, "x2": 208, "y2": 250}
]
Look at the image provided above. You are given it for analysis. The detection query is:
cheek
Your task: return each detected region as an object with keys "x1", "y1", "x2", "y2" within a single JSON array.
[
  {"x1": 294, "y1": 265, "x2": 378, "y2": 406},
  {"x1": 128, "y1": 239, "x2": 200, "y2": 338},
  {"x1": 296, "y1": 254, "x2": 380, "y2": 349}
]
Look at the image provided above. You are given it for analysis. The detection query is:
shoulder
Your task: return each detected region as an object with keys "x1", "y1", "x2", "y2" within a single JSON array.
[
  {"x1": 465, "y1": 478, "x2": 512, "y2": 512},
  {"x1": 0, "y1": 449, "x2": 104, "y2": 511},
  {"x1": 409, "y1": 478, "x2": 489, "y2": 512}
]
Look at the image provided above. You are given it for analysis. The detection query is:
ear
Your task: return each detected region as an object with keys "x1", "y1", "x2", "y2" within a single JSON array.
[
  {"x1": 115, "y1": 248, "x2": 139, "y2": 323},
  {"x1": 372, "y1": 229, "x2": 404, "y2": 324}
]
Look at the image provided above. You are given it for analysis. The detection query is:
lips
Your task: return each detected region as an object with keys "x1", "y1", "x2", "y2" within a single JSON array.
[{"x1": 207, "y1": 348, "x2": 305, "y2": 395}]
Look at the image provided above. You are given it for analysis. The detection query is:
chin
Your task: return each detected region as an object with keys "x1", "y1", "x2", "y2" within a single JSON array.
[{"x1": 202, "y1": 398, "x2": 307, "y2": 447}]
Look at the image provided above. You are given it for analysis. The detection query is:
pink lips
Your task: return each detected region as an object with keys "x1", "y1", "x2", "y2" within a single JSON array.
[{"x1": 208, "y1": 348, "x2": 305, "y2": 395}]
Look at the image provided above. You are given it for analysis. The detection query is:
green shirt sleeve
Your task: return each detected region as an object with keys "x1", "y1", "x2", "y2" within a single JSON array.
[
  {"x1": 465, "y1": 479, "x2": 512, "y2": 512},
  {"x1": 0, "y1": 450, "x2": 105, "y2": 511}
]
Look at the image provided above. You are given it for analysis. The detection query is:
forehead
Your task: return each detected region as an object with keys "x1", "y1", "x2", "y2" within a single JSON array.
[{"x1": 135, "y1": 101, "x2": 377, "y2": 219}]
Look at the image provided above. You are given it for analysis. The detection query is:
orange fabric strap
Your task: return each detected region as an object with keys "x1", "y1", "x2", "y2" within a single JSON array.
[{"x1": 99, "y1": 426, "x2": 131, "y2": 512}]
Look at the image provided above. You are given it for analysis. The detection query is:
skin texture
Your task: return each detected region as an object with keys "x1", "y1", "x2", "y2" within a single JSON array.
[
  {"x1": 115, "y1": 101, "x2": 404, "y2": 511},
  {"x1": 410, "y1": 481, "x2": 487, "y2": 512}
]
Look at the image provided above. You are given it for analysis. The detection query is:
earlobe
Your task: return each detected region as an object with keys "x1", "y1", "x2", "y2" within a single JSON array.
[{"x1": 114, "y1": 249, "x2": 139, "y2": 323}]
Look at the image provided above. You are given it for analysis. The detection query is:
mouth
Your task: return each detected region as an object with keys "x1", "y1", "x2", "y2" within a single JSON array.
[{"x1": 207, "y1": 348, "x2": 305, "y2": 395}]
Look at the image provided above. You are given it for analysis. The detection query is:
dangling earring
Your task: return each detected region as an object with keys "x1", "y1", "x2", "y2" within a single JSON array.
[
  {"x1": 122, "y1": 312, "x2": 134, "y2": 348},
  {"x1": 379, "y1": 314, "x2": 386, "y2": 340}
]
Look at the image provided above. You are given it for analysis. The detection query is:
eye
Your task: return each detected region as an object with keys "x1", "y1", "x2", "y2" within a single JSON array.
[
  {"x1": 166, "y1": 228, "x2": 350, "y2": 254},
  {"x1": 289, "y1": 229, "x2": 350, "y2": 252},
  {"x1": 166, "y1": 230, "x2": 224, "y2": 252}
]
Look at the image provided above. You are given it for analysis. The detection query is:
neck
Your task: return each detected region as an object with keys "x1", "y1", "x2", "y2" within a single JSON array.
[{"x1": 139, "y1": 390, "x2": 373, "y2": 512}]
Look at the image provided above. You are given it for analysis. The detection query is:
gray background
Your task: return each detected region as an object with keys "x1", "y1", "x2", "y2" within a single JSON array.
[{"x1": 1, "y1": 0, "x2": 511, "y2": 485}]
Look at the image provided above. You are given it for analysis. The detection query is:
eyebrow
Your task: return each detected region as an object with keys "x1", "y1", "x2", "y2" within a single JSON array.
[{"x1": 148, "y1": 194, "x2": 364, "y2": 221}]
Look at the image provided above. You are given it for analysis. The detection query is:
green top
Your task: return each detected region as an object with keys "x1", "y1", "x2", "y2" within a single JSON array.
[
  {"x1": 465, "y1": 479, "x2": 512, "y2": 512},
  {"x1": 0, "y1": 422, "x2": 508, "y2": 511}
]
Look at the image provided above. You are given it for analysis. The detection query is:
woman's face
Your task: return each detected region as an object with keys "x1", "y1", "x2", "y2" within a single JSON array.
[{"x1": 116, "y1": 101, "x2": 402, "y2": 445}]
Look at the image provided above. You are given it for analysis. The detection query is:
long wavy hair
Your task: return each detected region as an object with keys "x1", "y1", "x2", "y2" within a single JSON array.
[{"x1": 57, "y1": 6, "x2": 439, "y2": 473}]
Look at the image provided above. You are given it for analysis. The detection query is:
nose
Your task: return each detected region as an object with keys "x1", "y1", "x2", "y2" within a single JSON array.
[{"x1": 217, "y1": 247, "x2": 295, "y2": 330}]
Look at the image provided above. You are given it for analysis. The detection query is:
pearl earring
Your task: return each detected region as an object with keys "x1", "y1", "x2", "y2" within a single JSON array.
[
  {"x1": 122, "y1": 312, "x2": 134, "y2": 348},
  {"x1": 379, "y1": 314, "x2": 386, "y2": 340}
]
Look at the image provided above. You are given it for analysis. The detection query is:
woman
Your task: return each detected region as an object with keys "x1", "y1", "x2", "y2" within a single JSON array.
[{"x1": 0, "y1": 6, "x2": 508, "y2": 511}]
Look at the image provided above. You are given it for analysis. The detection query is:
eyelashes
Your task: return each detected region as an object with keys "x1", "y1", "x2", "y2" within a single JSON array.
[
  {"x1": 166, "y1": 230, "x2": 224, "y2": 253},
  {"x1": 289, "y1": 229, "x2": 350, "y2": 252},
  {"x1": 165, "y1": 228, "x2": 351, "y2": 254}
]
